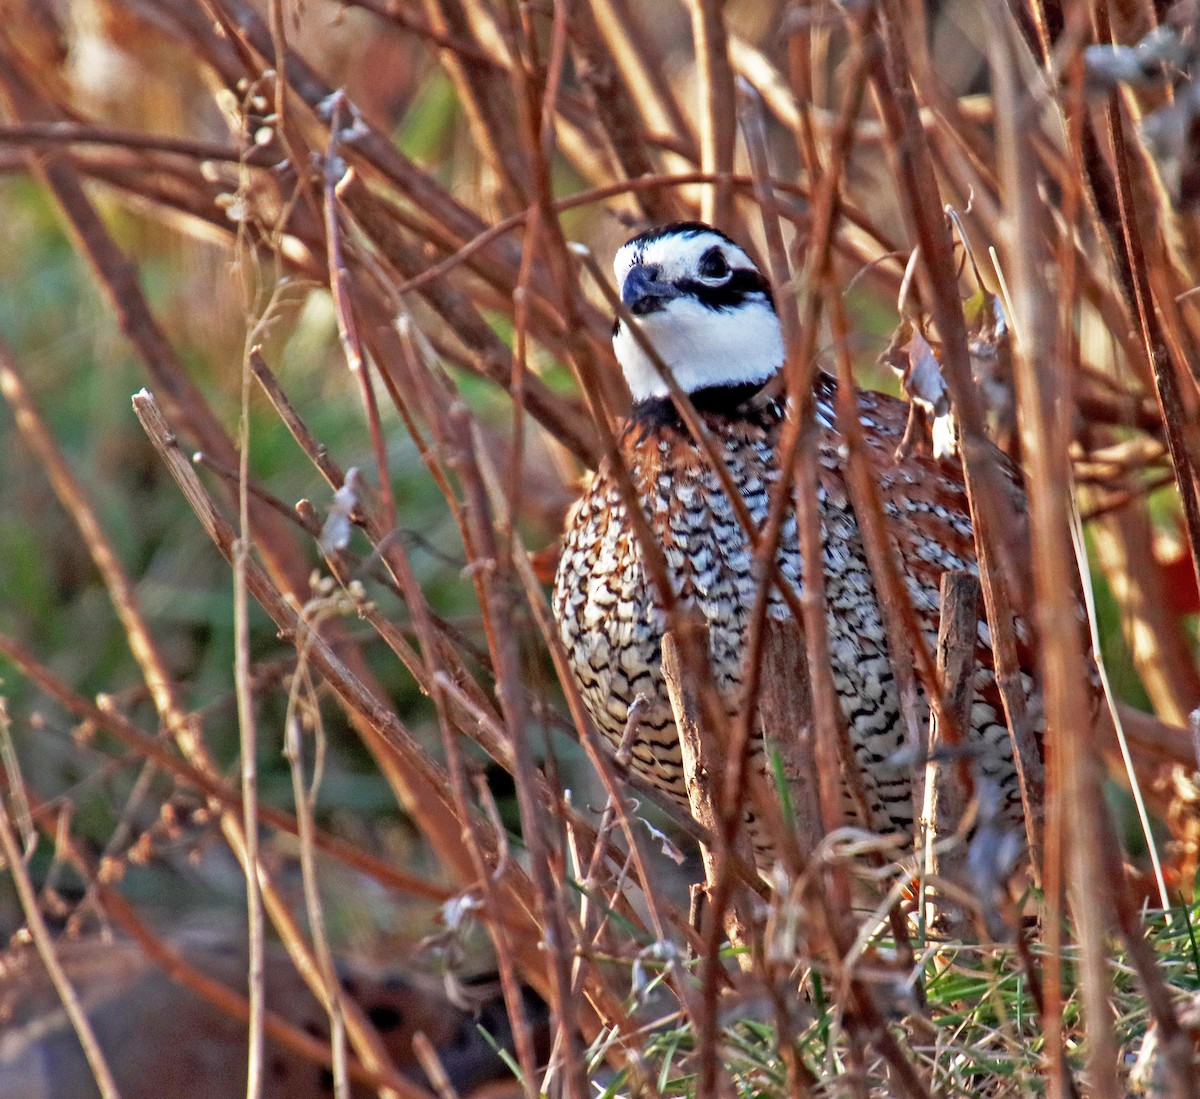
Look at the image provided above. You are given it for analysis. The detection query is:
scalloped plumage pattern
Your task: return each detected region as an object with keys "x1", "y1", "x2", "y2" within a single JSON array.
[{"x1": 553, "y1": 375, "x2": 1035, "y2": 841}]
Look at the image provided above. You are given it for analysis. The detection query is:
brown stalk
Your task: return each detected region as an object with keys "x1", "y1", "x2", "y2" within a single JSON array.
[
  {"x1": 233, "y1": 205, "x2": 267, "y2": 1099},
  {"x1": 445, "y1": 404, "x2": 587, "y2": 1099},
  {"x1": 0, "y1": 791, "x2": 124, "y2": 1099},
  {"x1": 285, "y1": 619, "x2": 356, "y2": 1099},
  {"x1": 201, "y1": 0, "x2": 506, "y2": 261},
  {"x1": 14, "y1": 784, "x2": 439, "y2": 1099},
  {"x1": 686, "y1": 0, "x2": 737, "y2": 231},
  {"x1": 323, "y1": 95, "x2": 397, "y2": 534},
  {"x1": 493, "y1": 0, "x2": 584, "y2": 339},
  {"x1": 289, "y1": 348, "x2": 554, "y2": 1090},
  {"x1": 988, "y1": 10, "x2": 1118, "y2": 1094},
  {"x1": 0, "y1": 120, "x2": 266, "y2": 163},
  {"x1": 721, "y1": 8, "x2": 881, "y2": 872},
  {"x1": 920, "y1": 570, "x2": 980, "y2": 915},
  {"x1": 1082, "y1": 4, "x2": 1200, "y2": 608},
  {"x1": 661, "y1": 623, "x2": 759, "y2": 1098},
  {"x1": 422, "y1": 0, "x2": 530, "y2": 212},
  {"x1": 585, "y1": 0, "x2": 699, "y2": 165},
  {"x1": 706, "y1": 15, "x2": 935, "y2": 1095},
  {"x1": 130, "y1": 391, "x2": 553, "y2": 986},
  {"x1": 567, "y1": 0, "x2": 687, "y2": 224},
  {"x1": 740, "y1": 86, "x2": 795, "y2": 346},
  {"x1": 0, "y1": 630, "x2": 453, "y2": 903},
  {"x1": 1039, "y1": 21, "x2": 1099, "y2": 1095},
  {"x1": 830, "y1": 302, "x2": 975, "y2": 811},
  {"x1": 504, "y1": 200, "x2": 538, "y2": 551},
  {"x1": 498, "y1": 505, "x2": 698, "y2": 1068},
  {"x1": 340, "y1": 0, "x2": 506, "y2": 65},
  {"x1": 785, "y1": 23, "x2": 823, "y2": 185},
  {"x1": 380, "y1": 315, "x2": 658, "y2": 921},
  {"x1": 755, "y1": 619, "x2": 820, "y2": 863},
  {"x1": 1091, "y1": 506, "x2": 1200, "y2": 725},
  {"x1": 871, "y1": 1, "x2": 1046, "y2": 868},
  {"x1": 248, "y1": 352, "x2": 347, "y2": 488},
  {"x1": 317, "y1": 309, "x2": 626, "y2": 1070},
  {"x1": 388, "y1": 169, "x2": 886, "y2": 305},
  {"x1": 1100, "y1": 808, "x2": 1200, "y2": 1099},
  {"x1": 338, "y1": 173, "x2": 605, "y2": 464},
  {"x1": 0, "y1": 334, "x2": 423, "y2": 1096},
  {"x1": 661, "y1": 626, "x2": 755, "y2": 951}
]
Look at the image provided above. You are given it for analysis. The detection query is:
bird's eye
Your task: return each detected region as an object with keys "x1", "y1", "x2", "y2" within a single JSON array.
[{"x1": 698, "y1": 249, "x2": 731, "y2": 281}]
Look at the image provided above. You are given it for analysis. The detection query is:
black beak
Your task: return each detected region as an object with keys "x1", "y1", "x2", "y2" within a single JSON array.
[{"x1": 621, "y1": 264, "x2": 680, "y2": 315}]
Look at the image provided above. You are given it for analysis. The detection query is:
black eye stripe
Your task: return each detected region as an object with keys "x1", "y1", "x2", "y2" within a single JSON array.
[{"x1": 676, "y1": 269, "x2": 773, "y2": 311}]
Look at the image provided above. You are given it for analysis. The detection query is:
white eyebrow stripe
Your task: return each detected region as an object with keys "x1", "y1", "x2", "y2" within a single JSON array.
[{"x1": 613, "y1": 230, "x2": 753, "y2": 287}]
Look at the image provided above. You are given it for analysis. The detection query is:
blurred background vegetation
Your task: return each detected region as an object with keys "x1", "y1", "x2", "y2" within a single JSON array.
[{"x1": 2, "y1": 1, "x2": 1200, "y2": 1096}]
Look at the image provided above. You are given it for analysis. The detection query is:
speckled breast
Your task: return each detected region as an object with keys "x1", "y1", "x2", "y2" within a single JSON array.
[{"x1": 552, "y1": 381, "x2": 1026, "y2": 838}]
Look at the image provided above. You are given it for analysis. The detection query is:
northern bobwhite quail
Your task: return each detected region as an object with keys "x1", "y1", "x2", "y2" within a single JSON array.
[{"x1": 552, "y1": 221, "x2": 1031, "y2": 842}]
